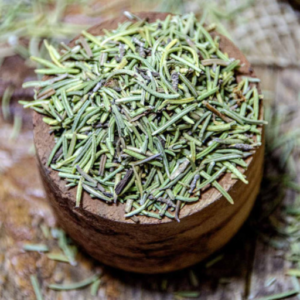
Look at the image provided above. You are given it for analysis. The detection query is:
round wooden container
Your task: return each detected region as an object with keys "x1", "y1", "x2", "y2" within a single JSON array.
[{"x1": 33, "y1": 12, "x2": 264, "y2": 274}]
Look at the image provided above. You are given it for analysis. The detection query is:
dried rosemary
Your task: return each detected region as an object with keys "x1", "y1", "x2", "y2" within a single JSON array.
[{"x1": 21, "y1": 12, "x2": 265, "y2": 221}]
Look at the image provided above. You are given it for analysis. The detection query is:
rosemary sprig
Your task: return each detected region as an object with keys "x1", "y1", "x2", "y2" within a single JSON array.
[
  {"x1": 30, "y1": 275, "x2": 43, "y2": 300},
  {"x1": 48, "y1": 274, "x2": 100, "y2": 291}
]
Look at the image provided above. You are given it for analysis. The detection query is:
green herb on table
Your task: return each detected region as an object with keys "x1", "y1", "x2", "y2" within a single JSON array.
[
  {"x1": 48, "y1": 274, "x2": 100, "y2": 291},
  {"x1": 174, "y1": 291, "x2": 200, "y2": 298},
  {"x1": 23, "y1": 243, "x2": 49, "y2": 252},
  {"x1": 30, "y1": 274, "x2": 44, "y2": 300}
]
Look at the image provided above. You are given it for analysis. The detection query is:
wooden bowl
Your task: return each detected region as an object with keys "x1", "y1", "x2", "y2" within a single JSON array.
[{"x1": 33, "y1": 12, "x2": 264, "y2": 274}]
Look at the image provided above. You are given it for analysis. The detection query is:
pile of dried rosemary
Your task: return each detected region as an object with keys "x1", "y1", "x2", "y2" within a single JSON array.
[{"x1": 21, "y1": 12, "x2": 266, "y2": 221}]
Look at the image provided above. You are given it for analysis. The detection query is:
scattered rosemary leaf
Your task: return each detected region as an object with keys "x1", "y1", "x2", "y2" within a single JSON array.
[
  {"x1": 174, "y1": 291, "x2": 200, "y2": 298},
  {"x1": 48, "y1": 274, "x2": 99, "y2": 291},
  {"x1": 30, "y1": 275, "x2": 43, "y2": 300},
  {"x1": 23, "y1": 244, "x2": 49, "y2": 252}
]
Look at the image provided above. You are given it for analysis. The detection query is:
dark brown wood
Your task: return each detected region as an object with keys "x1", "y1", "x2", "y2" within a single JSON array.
[{"x1": 33, "y1": 12, "x2": 265, "y2": 273}]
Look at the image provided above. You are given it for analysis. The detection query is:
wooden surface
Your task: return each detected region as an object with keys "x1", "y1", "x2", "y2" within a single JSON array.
[
  {"x1": 33, "y1": 12, "x2": 264, "y2": 273},
  {"x1": 1, "y1": 13, "x2": 300, "y2": 300}
]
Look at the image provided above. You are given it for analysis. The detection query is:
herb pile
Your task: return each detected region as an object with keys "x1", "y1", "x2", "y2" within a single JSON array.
[{"x1": 21, "y1": 13, "x2": 266, "y2": 221}]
